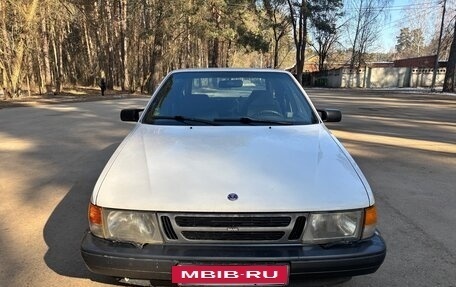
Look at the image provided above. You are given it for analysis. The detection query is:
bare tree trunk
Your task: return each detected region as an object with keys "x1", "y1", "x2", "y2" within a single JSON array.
[
  {"x1": 58, "y1": 30, "x2": 64, "y2": 93},
  {"x1": 93, "y1": 0, "x2": 104, "y2": 85},
  {"x1": 1, "y1": 0, "x2": 11, "y2": 96},
  {"x1": 297, "y1": 1, "x2": 307, "y2": 83},
  {"x1": 150, "y1": 2, "x2": 165, "y2": 91},
  {"x1": 151, "y1": 34, "x2": 164, "y2": 91},
  {"x1": 26, "y1": 72, "x2": 32, "y2": 97},
  {"x1": 273, "y1": 38, "x2": 280, "y2": 69},
  {"x1": 83, "y1": 7, "x2": 94, "y2": 75},
  {"x1": 51, "y1": 21, "x2": 63, "y2": 94},
  {"x1": 41, "y1": 19, "x2": 52, "y2": 93},
  {"x1": 225, "y1": 40, "x2": 232, "y2": 67},
  {"x1": 120, "y1": 0, "x2": 130, "y2": 91},
  {"x1": 350, "y1": 0, "x2": 364, "y2": 71},
  {"x1": 208, "y1": 38, "x2": 220, "y2": 68},
  {"x1": 209, "y1": 4, "x2": 220, "y2": 68},
  {"x1": 318, "y1": 47, "x2": 324, "y2": 71},
  {"x1": 105, "y1": 0, "x2": 114, "y2": 89}
]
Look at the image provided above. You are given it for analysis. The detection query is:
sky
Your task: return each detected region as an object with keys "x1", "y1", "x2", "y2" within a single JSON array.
[
  {"x1": 341, "y1": 0, "x2": 446, "y2": 53},
  {"x1": 377, "y1": 0, "x2": 443, "y2": 52}
]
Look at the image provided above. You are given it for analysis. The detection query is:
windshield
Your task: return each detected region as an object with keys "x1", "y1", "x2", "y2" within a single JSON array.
[{"x1": 143, "y1": 71, "x2": 318, "y2": 126}]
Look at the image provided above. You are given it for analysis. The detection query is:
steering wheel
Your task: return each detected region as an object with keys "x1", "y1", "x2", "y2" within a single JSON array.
[{"x1": 250, "y1": 110, "x2": 283, "y2": 118}]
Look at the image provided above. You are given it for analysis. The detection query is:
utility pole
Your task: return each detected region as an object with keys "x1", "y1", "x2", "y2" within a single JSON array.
[{"x1": 431, "y1": 0, "x2": 447, "y2": 91}]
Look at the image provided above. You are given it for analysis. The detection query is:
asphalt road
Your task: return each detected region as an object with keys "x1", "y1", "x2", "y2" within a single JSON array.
[{"x1": 0, "y1": 89, "x2": 455, "y2": 287}]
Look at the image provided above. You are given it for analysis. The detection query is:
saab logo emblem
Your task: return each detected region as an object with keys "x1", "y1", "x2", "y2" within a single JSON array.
[{"x1": 227, "y1": 193, "x2": 238, "y2": 201}]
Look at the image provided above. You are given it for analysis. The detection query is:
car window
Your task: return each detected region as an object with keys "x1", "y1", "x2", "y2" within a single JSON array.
[{"x1": 143, "y1": 71, "x2": 318, "y2": 125}]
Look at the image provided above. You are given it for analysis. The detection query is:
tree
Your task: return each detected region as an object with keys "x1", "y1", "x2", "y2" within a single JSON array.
[
  {"x1": 286, "y1": 0, "x2": 343, "y2": 84},
  {"x1": 409, "y1": 0, "x2": 456, "y2": 59},
  {"x1": 0, "y1": 0, "x2": 284, "y2": 97},
  {"x1": 395, "y1": 28, "x2": 412, "y2": 55},
  {"x1": 395, "y1": 28, "x2": 425, "y2": 58},
  {"x1": 286, "y1": 0, "x2": 308, "y2": 84},
  {"x1": 0, "y1": 0, "x2": 40, "y2": 97},
  {"x1": 443, "y1": 20, "x2": 456, "y2": 92},
  {"x1": 309, "y1": 0, "x2": 343, "y2": 71},
  {"x1": 346, "y1": 0, "x2": 392, "y2": 70},
  {"x1": 261, "y1": 0, "x2": 290, "y2": 68},
  {"x1": 120, "y1": 0, "x2": 130, "y2": 91}
]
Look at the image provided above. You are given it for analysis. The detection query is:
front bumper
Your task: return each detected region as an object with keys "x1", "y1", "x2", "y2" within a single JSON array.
[{"x1": 81, "y1": 231, "x2": 386, "y2": 281}]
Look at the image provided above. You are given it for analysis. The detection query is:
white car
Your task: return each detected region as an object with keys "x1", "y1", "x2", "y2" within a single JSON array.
[{"x1": 81, "y1": 69, "x2": 386, "y2": 286}]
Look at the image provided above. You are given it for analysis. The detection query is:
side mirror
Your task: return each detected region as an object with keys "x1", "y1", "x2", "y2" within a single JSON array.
[
  {"x1": 317, "y1": 109, "x2": 342, "y2": 122},
  {"x1": 120, "y1": 109, "x2": 144, "y2": 122}
]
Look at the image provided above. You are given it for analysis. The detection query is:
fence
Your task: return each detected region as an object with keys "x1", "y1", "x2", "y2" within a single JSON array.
[{"x1": 309, "y1": 67, "x2": 446, "y2": 88}]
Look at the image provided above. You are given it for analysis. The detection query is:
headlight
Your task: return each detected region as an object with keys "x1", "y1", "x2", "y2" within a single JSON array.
[
  {"x1": 88, "y1": 204, "x2": 163, "y2": 245},
  {"x1": 302, "y1": 210, "x2": 363, "y2": 244}
]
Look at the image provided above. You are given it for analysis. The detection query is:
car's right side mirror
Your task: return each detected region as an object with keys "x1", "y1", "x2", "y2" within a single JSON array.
[{"x1": 317, "y1": 109, "x2": 342, "y2": 122}]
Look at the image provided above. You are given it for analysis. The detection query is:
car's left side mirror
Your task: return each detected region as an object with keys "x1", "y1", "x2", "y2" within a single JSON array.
[
  {"x1": 317, "y1": 109, "x2": 342, "y2": 122},
  {"x1": 120, "y1": 109, "x2": 144, "y2": 122}
]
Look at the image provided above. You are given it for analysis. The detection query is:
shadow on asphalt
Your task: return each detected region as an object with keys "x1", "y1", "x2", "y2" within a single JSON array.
[{"x1": 43, "y1": 143, "x2": 121, "y2": 285}]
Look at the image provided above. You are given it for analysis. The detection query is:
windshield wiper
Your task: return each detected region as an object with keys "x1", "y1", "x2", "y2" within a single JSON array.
[
  {"x1": 151, "y1": 116, "x2": 220, "y2": 126},
  {"x1": 214, "y1": 117, "x2": 293, "y2": 125}
]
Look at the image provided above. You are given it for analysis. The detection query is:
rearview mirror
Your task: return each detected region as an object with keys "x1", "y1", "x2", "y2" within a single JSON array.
[
  {"x1": 120, "y1": 109, "x2": 144, "y2": 122},
  {"x1": 218, "y1": 79, "x2": 243, "y2": 88},
  {"x1": 317, "y1": 109, "x2": 342, "y2": 122}
]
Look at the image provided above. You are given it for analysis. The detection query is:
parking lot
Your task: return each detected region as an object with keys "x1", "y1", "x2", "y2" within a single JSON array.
[{"x1": 0, "y1": 89, "x2": 455, "y2": 286}]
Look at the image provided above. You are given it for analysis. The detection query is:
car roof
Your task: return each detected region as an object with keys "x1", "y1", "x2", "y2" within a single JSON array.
[{"x1": 168, "y1": 68, "x2": 292, "y2": 75}]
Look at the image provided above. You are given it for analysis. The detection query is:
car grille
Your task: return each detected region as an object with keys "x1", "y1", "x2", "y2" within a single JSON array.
[
  {"x1": 175, "y1": 216, "x2": 291, "y2": 227},
  {"x1": 158, "y1": 213, "x2": 307, "y2": 244}
]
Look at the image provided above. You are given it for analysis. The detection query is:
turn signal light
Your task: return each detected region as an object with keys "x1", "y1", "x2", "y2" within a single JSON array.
[
  {"x1": 364, "y1": 205, "x2": 377, "y2": 225},
  {"x1": 89, "y1": 203, "x2": 102, "y2": 225},
  {"x1": 362, "y1": 205, "x2": 377, "y2": 239}
]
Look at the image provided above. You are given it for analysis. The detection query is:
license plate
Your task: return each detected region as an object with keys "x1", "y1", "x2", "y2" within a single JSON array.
[{"x1": 172, "y1": 264, "x2": 289, "y2": 286}]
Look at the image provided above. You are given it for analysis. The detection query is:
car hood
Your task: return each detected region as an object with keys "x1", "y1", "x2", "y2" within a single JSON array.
[{"x1": 94, "y1": 124, "x2": 371, "y2": 212}]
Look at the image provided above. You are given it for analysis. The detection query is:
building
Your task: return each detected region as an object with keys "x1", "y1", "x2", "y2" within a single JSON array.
[{"x1": 308, "y1": 56, "x2": 447, "y2": 88}]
